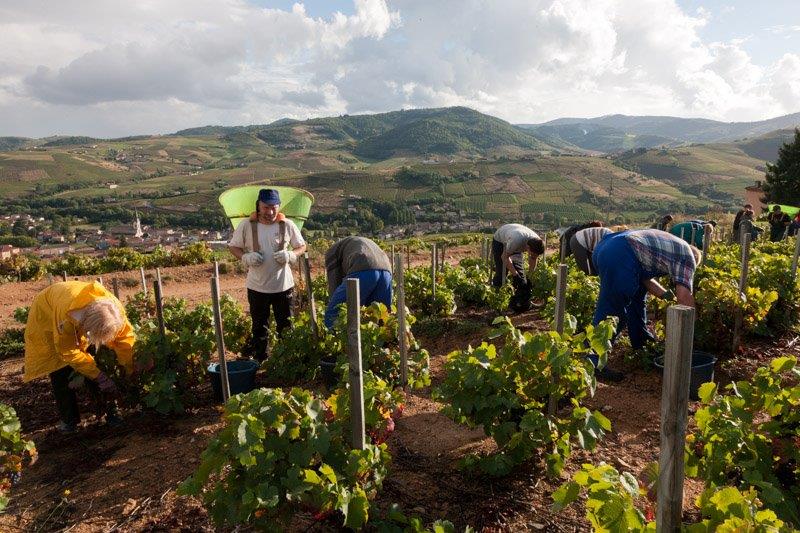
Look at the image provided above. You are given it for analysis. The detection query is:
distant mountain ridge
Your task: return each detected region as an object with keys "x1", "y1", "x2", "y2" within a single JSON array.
[
  {"x1": 3, "y1": 107, "x2": 798, "y2": 159},
  {"x1": 519, "y1": 112, "x2": 800, "y2": 153}
]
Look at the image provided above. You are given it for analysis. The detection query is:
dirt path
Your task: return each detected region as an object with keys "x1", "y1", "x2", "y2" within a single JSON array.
[{"x1": 2, "y1": 246, "x2": 797, "y2": 531}]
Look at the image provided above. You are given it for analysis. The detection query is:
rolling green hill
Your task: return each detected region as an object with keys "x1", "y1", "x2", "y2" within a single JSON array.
[
  {"x1": 523, "y1": 123, "x2": 676, "y2": 153},
  {"x1": 0, "y1": 106, "x2": 787, "y2": 231},
  {"x1": 734, "y1": 129, "x2": 798, "y2": 161}
]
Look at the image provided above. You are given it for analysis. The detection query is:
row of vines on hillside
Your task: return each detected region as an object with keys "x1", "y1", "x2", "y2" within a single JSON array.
[{"x1": 0, "y1": 243, "x2": 217, "y2": 283}]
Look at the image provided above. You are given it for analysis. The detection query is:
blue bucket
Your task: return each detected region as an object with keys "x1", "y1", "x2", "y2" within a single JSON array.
[
  {"x1": 207, "y1": 360, "x2": 259, "y2": 402},
  {"x1": 654, "y1": 350, "x2": 716, "y2": 401}
]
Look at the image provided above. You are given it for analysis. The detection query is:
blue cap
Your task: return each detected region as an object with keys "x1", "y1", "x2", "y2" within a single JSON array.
[{"x1": 257, "y1": 188, "x2": 281, "y2": 205}]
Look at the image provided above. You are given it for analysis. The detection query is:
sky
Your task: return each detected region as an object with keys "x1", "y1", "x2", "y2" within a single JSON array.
[{"x1": 0, "y1": 0, "x2": 798, "y2": 138}]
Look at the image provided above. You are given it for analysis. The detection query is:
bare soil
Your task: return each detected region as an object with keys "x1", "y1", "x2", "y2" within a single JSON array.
[{"x1": 1, "y1": 245, "x2": 796, "y2": 532}]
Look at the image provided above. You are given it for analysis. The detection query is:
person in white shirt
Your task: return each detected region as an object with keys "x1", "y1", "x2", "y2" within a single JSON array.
[
  {"x1": 228, "y1": 189, "x2": 306, "y2": 360},
  {"x1": 569, "y1": 227, "x2": 612, "y2": 275},
  {"x1": 492, "y1": 223, "x2": 544, "y2": 312}
]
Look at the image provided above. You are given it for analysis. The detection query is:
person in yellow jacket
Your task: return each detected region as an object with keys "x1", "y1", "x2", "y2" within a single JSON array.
[{"x1": 24, "y1": 281, "x2": 135, "y2": 433}]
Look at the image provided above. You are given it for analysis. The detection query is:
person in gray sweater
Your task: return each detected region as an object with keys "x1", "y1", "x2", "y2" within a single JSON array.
[{"x1": 324, "y1": 236, "x2": 392, "y2": 328}]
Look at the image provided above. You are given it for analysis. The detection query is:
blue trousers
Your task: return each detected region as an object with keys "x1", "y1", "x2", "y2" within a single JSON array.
[
  {"x1": 592, "y1": 233, "x2": 654, "y2": 349},
  {"x1": 324, "y1": 269, "x2": 393, "y2": 328}
]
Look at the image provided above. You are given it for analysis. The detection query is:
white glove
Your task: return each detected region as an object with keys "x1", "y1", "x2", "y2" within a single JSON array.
[
  {"x1": 273, "y1": 250, "x2": 297, "y2": 265},
  {"x1": 241, "y1": 251, "x2": 264, "y2": 267}
]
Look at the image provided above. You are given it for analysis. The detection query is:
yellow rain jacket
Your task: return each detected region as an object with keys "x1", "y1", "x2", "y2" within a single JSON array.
[{"x1": 24, "y1": 281, "x2": 135, "y2": 382}]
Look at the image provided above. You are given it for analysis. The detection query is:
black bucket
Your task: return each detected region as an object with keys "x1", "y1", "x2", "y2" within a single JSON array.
[
  {"x1": 654, "y1": 350, "x2": 716, "y2": 401},
  {"x1": 320, "y1": 359, "x2": 338, "y2": 388},
  {"x1": 207, "y1": 360, "x2": 259, "y2": 402}
]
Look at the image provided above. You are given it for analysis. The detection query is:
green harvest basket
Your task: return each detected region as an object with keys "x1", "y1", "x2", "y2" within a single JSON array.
[
  {"x1": 767, "y1": 204, "x2": 800, "y2": 218},
  {"x1": 218, "y1": 186, "x2": 315, "y2": 230}
]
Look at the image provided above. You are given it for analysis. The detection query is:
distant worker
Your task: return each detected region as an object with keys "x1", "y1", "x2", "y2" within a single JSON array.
[
  {"x1": 492, "y1": 223, "x2": 545, "y2": 312},
  {"x1": 24, "y1": 281, "x2": 135, "y2": 433},
  {"x1": 669, "y1": 219, "x2": 716, "y2": 248},
  {"x1": 323, "y1": 236, "x2": 392, "y2": 328},
  {"x1": 732, "y1": 203, "x2": 753, "y2": 240},
  {"x1": 651, "y1": 214, "x2": 674, "y2": 231},
  {"x1": 228, "y1": 188, "x2": 306, "y2": 360},
  {"x1": 790, "y1": 212, "x2": 800, "y2": 237},
  {"x1": 569, "y1": 226, "x2": 612, "y2": 275},
  {"x1": 767, "y1": 205, "x2": 791, "y2": 242},
  {"x1": 559, "y1": 221, "x2": 603, "y2": 259},
  {"x1": 592, "y1": 229, "x2": 700, "y2": 381}
]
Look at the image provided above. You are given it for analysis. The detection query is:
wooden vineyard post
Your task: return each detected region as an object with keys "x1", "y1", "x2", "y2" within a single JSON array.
[
  {"x1": 210, "y1": 275, "x2": 231, "y2": 402},
  {"x1": 96, "y1": 276, "x2": 103, "y2": 286},
  {"x1": 47, "y1": 273, "x2": 54, "y2": 285},
  {"x1": 62, "y1": 271, "x2": 68, "y2": 282},
  {"x1": 301, "y1": 252, "x2": 318, "y2": 337},
  {"x1": 431, "y1": 243, "x2": 437, "y2": 302},
  {"x1": 139, "y1": 267, "x2": 147, "y2": 295},
  {"x1": 346, "y1": 279, "x2": 366, "y2": 450},
  {"x1": 739, "y1": 233, "x2": 751, "y2": 295},
  {"x1": 543, "y1": 233, "x2": 548, "y2": 256},
  {"x1": 559, "y1": 235, "x2": 567, "y2": 262},
  {"x1": 406, "y1": 245, "x2": 410, "y2": 270},
  {"x1": 690, "y1": 225, "x2": 697, "y2": 247},
  {"x1": 701, "y1": 225, "x2": 712, "y2": 265},
  {"x1": 548, "y1": 264, "x2": 568, "y2": 416},
  {"x1": 390, "y1": 245, "x2": 395, "y2": 277},
  {"x1": 740, "y1": 220, "x2": 752, "y2": 244},
  {"x1": 214, "y1": 260, "x2": 219, "y2": 279},
  {"x1": 153, "y1": 268, "x2": 166, "y2": 339},
  {"x1": 440, "y1": 243, "x2": 446, "y2": 267},
  {"x1": 395, "y1": 254, "x2": 408, "y2": 388},
  {"x1": 112, "y1": 278, "x2": 120, "y2": 299},
  {"x1": 732, "y1": 233, "x2": 751, "y2": 352},
  {"x1": 791, "y1": 232, "x2": 800, "y2": 281},
  {"x1": 657, "y1": 305, "x2": 695, "y2": 533}
]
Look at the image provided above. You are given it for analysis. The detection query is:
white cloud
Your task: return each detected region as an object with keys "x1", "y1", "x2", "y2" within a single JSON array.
[{"x1": 0, "y1": 0, "x2": 798, "y2": 137}]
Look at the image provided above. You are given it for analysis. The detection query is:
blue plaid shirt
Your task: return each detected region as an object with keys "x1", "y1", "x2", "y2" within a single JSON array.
[{"x1": 625, "y1": 230, "x2": 697, "y2": 291}]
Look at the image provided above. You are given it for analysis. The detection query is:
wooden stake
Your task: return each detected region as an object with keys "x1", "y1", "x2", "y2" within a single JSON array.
[
  {"x1": 112, "y1": 278, "x2": 120, "y2": 299},
  {"x1": 96, "y1": 276, "x2": 103, "y2": 286},
  {"x1": 548, "y1": 264, "x2": 568, "y2": 416},
  {"x1": 139, "y1": 267, "x2": 147, "y2": 295},
  {"x1": 732, "y1": 232, "x2": 751, "y2": 353},
  {"x1": 791, "y1": 232, "x2": 800, "y2": 281},
  {"x1": 301, "y1": 252, "x2": 318, "y2": 337},
  {"x1": 47, "y1": 273, "x2": 54, "y2": 285},
  {"x1": 395, "y1": 254, "x2": 408, "y2": 389},
  {"x1": 657, "y1": 305, "x2": 695, "y2": 533},
  {"x1": 346, "y1": 278, "x2": 366, "y2": 450},
  {"x1": 62, "y1": 271, "x2": 68, "y2": 282},
  {"x1": 391, "y1": 245, "x2": 395, "y2": 277},
  {"x1": 701, "y1": 225, "x2": 712, "y2": 265},
  {"x1": 431, "y1": 243, "x2": 437, "y2": 302},
  {"x1": 210, "y1": 276, "x2": 231, "y2": 402},
  {"x1": 153, "y1": 269, "x2": 166, "y2": 339},
  {"x1": 690, "y1": 225, "x2": 697, "y2": 247},
  {"x1": 740, "y1": 220, "x2": 752, "y2": 244},
  {"x1": 739, "y1": 233, "x2": 751, "y2": 294},
  {"x1": 406, "y1": 245, "x2": 410, "y2": 270}
]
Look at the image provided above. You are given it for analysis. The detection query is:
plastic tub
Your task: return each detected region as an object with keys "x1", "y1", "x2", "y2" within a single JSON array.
[
  {"x1": 654, "y1": 351, "x2": 716, "y2": 401},
  {"x1": 207, "y1": 360, "x2": 259, "y2": 402},
  {"x1": 319, "y1": 359, "x2": 338, "y2": 388},
  {"x1": 218, "y1": 186, "x2": 314, "y2": 230}
]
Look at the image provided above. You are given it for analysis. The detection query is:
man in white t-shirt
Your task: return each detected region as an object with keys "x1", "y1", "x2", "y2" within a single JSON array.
[
  {"x1": 492, "y1": 223, "x2": 544, "y2": 312},
  {"x1": 228, "y1": 188, "x2": 306, "y2": 360}
]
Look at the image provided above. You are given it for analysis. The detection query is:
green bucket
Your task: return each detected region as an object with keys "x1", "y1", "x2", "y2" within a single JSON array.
[{"x1": 218, "y1": 186, "x2": 315, "y2": 230}]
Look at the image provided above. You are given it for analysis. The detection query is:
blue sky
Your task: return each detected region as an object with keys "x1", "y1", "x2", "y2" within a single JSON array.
[
  {"x1": 1, "y1": 0, "x2": 798, "y2": 137},
  {"x1": 676, "y1": 0, "x2": 799, "y2": 64}
]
